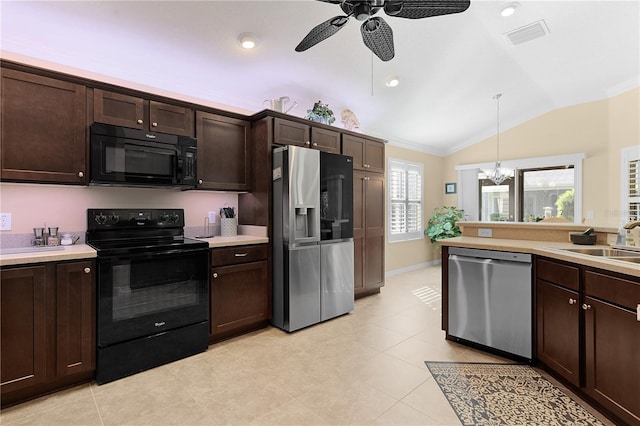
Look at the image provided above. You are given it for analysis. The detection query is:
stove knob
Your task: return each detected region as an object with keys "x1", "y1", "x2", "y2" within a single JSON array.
[
  {"x1": 170, "y1": 213, "x2": 180, "y2": 223},
  {"x1": 110, "y1": 214, "x2": 119, "y2": 223},
  {"x1": 95, "y1": 214, "x2": 107, "y2": 225},
  {"x1": 160, "y1": 214, "x2": 170, "y2": 222}
]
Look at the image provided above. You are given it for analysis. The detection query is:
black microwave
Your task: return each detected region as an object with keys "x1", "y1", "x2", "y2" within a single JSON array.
[{"x1": 90, "y1": 123, "x2": 197, "y2": 189}]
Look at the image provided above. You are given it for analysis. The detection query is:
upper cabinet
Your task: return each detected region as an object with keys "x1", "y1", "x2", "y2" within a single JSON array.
[
  {"x1": 93, "y1": 89, "x2": 195, "y2": 137},
  {"x1": 1, "y1": 69, "x2": 87, "y2": 184},
  {"x1": 195, "y1": 112, "x2": 250, "y2": 191},
  {"x1": 342, "y1": 134, "x2": 385, "y2": 173},
  {"x1": 273, "y1": 118, "x2": 340, "y2": 153}
]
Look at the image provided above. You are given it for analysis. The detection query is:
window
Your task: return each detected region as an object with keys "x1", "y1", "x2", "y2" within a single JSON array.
[
  {"x1": 622, "y1": 145, "x2": 640, "y2": 222},
  {"x1": 520, "y1": 167, "x2": 575, "y2": 221},
  {"x1": 388, "y1": 158, "x2": 423, "y2": 242}
]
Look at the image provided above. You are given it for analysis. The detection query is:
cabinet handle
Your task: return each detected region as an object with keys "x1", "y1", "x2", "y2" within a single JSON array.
[
  {"x1": 198, "y1": 179, "x2": 203, "y2": 185},
  {"x1": 305, "y1": 141, "x2": 311, "y2": 146},
  {"x1": 83, "y1": 267, "x2": 91, "y2": 274},
  {"x1": 364, "y1": 176, "x2": 370, "y2": 181},
  {"x1": 364, "y1": 164, "x2": 370, "y2": 168},
  {"x1": 568, "y1": 298, "x2": 577, "y2": 305},
  {"x1": 582, "y1": 303, "x2": 592, "y2": 310},
  {"x1": 213, "y1": 272, "x2": 218, "y2": 278},
  {"x1": 313, "y1": 142, "x2": 318, "y2": 147},
  {"x1": 77, "y1": 171, "x2": 84, "y2": 178},
  {"x1": 152, "y1": 122, "x2": 158, "y2": 127},
  {"x1": 234, "y1": 253, "x2": 248, "y2": 257},
  {"x1": 137, "y1": 119, "x2": 143, "y2": 124}
]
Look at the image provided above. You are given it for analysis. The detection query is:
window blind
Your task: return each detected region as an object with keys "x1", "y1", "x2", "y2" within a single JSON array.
[{"x1": 388, "y1": 159, "x2": 423, "y2": 242}]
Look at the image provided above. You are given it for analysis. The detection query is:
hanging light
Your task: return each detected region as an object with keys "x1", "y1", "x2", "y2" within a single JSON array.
[{"x1": 483, "y1": 93, "x2": 512, "y2": 185}]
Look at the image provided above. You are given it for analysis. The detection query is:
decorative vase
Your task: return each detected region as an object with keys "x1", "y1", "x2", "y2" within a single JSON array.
[{"x1": 220, "y1": 217, "x2": 237, "y2": 237}]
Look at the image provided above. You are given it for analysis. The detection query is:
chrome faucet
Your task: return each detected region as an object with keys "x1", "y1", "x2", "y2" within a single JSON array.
[{"x1": 623, "y1": 220, "x2": 640, "y2": 229}]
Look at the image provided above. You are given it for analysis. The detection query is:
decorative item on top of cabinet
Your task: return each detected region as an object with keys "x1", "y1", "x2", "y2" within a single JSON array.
[
  {"x1": 196, "y1": 112, "x2": 250, "y2": 191},
  {"x1": 1, "y1": 68, "x2": 87, "y2": 184},
  {"x1": 273, "y1": 117, "x2": 340, "y2": 154},
  {"x1": 342, "y1": 134, "x2": 385, "y2": 173},
  {"x1": 1, "y1": 260, "x2": 95, "y2": 407},
  {"x1": 209, "y1": 245, "x2": 270, "y2": 342},
  {"x1": 93, "y1": 88, "x2": 194, "y2": 137}
]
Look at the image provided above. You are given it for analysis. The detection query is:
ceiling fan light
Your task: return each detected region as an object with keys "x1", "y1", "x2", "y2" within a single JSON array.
[
  {"x1": 239, "y1": 33, "x2": 257, "y2": 49},
  {"x1": 500, "y1": 2, "x2": 520, "y2": 17}
]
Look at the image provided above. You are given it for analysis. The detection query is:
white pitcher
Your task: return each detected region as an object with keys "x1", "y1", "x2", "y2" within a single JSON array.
[{"x1": 264, "y1": 96, "x2": 296, "y2": 113}]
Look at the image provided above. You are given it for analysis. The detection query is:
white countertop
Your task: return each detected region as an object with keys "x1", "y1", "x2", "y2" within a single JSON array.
[
  {"x1": 439, "y1": 237, "x2": 640, "y2": 278},
  {"x1": 0, "y1": 236, "x2": 269, "y2": 267}
]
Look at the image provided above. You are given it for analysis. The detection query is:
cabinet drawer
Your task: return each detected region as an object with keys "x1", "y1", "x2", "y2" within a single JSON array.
[
  {"x1": 584, "y1": 270, "x2": 640, "y2": 311},
  {"x1": 211, "y1": 244, "x2": 267, "y2": 267},
  {"x1": 536, "y1": 258, "x2": 580, "y2": 291}
]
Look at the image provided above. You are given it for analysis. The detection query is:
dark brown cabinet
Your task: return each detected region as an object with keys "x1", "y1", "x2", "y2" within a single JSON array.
[
  {"x1": 536, "y1": 258, "x2": 640, "y2": 426},
  {"x1": 583, "y1": 271, "x2": 640, "y2": 426},
  {"x1": 0, "y1": 266, "x2": 47, "y2": 394},
  {"x1": 93, "y1": 88, "x2": 195, "y2": 137},
  {"x1": 196, "y1": 112, "x2": 250, "y2": 191},
  {"x1": 353, "y1": 171, "x2": 385, "y2": 296},
  {"x1": 1, "y1": 68, "x2": 87, "y2": 184},
  {"x1": 209, "y1": 245, "x2": 269, "y2": 342},
  {"x1": 273, "y1": 118, "x2": 341, "y2": 153},
  {"x1": 342, "y1": 134, "x2": 385, "y2": 173},
  {"x1": 1, "y1": 260, "x2": 95, "y2": 406}
]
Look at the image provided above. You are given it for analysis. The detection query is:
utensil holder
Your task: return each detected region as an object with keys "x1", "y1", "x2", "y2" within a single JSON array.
[{"x1": 221, "y1": 218, "x2": 237, "y2": 237}]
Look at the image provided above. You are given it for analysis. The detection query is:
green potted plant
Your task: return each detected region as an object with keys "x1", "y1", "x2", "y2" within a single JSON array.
[
  {"x1": 305, "y1": 100, "x2": 335, "y2": 125},
  {"x1": 424, "y1": 206, "x2": 464, "y2": 245}
]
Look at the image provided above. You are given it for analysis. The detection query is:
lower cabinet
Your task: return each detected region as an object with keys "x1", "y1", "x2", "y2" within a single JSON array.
[
  {"x1": 1, "y1": 260, "x2": 95, "y2": 406},
  {"x1": 536, "y1": 257, "x2": 640, "y2": 425},
  {"x1": 210, "y1": 245, "x2": 269, "y2": 342}
]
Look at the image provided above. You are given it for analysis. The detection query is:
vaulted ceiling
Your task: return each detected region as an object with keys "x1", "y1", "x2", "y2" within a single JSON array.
[{"x1": 2, "y1": 1, "x2": 638, "y2": 155}]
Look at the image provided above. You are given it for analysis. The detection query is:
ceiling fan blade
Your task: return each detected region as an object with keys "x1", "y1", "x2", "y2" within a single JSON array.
[
  {"x1": 361, "y1": 17, "x2": 395, "y2": 62},
  {"x1": 384, "y1": 0, "x2": 471, "y2": 19},
  {"x1": 295, "y1": 15, "x2": 350, "y2": 52}
]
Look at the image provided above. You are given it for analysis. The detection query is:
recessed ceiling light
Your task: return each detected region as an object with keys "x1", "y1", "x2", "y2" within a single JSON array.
[
  {"x1": 385, "y1": 76, "x2": 400, "y2": 87},
  {"x1": 239, "y1": 33, "x2": 257, "y2": 49},
  {"x1": 500, "y1": 2, "x2": 520, "y2": 17}
]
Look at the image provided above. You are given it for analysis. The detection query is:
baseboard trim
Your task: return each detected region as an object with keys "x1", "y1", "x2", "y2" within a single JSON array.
[{"x1": 385, "y1": 259, "x2": 441, "y2": 278}]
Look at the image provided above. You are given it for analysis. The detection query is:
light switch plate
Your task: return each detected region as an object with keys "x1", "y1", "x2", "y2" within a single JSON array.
[{"x1": 0, "y1": 213, "x2": 11, "y2": 231}]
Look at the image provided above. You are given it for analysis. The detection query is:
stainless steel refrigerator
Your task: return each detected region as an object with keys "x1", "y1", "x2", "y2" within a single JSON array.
[{"x1": 272, "y1": 145, "x2": 354, "y2": 332}]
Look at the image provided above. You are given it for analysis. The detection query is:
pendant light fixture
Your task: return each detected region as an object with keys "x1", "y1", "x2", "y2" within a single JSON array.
[{"x1": 484, "y1": 93, "x2": 512, "y2": 185}]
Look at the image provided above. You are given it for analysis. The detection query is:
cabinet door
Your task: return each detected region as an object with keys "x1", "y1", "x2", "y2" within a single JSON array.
[
  {"x1": 55, "y1": 261, "x2": 95, "y2": 377},
  {"x1": 364, "y1": 173, "x2": 385, "y2": 290},
  {"x1": 273, "y1": 118, "x2": 309, "y2": 147},
  {"x1": 210, "y1": 261, "x2": 269, "y2": 339},
  {"x1": 93, "y1": 89, "x2": 145, "y2": 130},
  {"x1": 1, "y1": 69, "x2": 87, "y2": 184},
  {"x1": 353, "y1": 171, "x2": 366, "y2": 291},
  {"x1": 149, "y1": 101, "x2": 194, "y2": 137},
  {"x1": 535, "y1": 279, "x2": 580, "y2": 387},
  {"x1": 584, "y1": 297, "x2": 640, "y2": 425},
  {"x1": 196, "y1": 112, "x2": 250, "y2": 191},
  {"x1": 342, "y1": 134, "x2": 365, "y2": 170},
  {"x1": 311, "y1": 127, "x2": 340, "y2": 153},
  {"x1": 1, "y1": 266, "x2": 47, "y2": 394},
  {"x1": 364, "y1": 140, "x2": 385, "y2": 173}
]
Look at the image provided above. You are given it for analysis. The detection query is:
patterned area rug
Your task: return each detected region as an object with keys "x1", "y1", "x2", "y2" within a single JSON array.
[{"x1": 425, "y1": 362, "x2": 605, "y2": 426}]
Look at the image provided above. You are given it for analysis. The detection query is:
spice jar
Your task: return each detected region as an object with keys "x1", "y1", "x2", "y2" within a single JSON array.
[{"x1": 48, "y1": 227, "x2": 60, "y2": 246}]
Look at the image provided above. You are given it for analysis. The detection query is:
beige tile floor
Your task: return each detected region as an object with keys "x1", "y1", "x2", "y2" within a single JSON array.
[{"x1": 1, "y1": 266, "x2": 614, "y2": 425}]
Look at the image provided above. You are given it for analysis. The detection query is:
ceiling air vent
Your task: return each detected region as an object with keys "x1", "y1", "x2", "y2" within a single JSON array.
[{"x1": 505, "y1": 20, "x2": 550, "y2": 45}]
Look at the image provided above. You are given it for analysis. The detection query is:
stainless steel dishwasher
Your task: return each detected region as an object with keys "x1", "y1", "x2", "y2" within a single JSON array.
[{"x1": 448, "y1": 247, "x2": 533, "y2": 359}]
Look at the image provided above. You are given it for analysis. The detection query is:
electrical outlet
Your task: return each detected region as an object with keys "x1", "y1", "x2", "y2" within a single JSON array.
[
  {"x1": 478, "y1": 228, "x2": 493, "y2": 238},
  {"x1": 0, "y1": 213, "x2": 12, "y2": 231},
  {"x1": 208, "y1": 211, "x2": 217, "y2": 223}
]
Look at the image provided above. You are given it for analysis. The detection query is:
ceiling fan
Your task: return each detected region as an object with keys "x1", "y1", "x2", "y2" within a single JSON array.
[{"x1": 295, "y1": 1, "x2": 471, "y2": 61}]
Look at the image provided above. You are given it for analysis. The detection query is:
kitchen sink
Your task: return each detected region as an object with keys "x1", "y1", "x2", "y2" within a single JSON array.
[
  {"x1": 611, "y1": 257, "x2": 640, "y2": 264},
  {"x1": 561, "y1": 248, "x2": 640, "y2": 257}
]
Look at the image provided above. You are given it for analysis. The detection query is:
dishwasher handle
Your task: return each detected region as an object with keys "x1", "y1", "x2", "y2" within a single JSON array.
[{"x1": 449, "y1": 254, "x2": 532, "y2": 266}]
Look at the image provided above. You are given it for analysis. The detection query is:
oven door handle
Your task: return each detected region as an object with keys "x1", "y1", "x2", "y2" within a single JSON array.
[{"x1": 98, "y1": 246, "x2": 208, "y2": 261}]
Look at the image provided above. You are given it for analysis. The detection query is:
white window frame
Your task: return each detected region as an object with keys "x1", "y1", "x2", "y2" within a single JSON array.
[
  {"x1": 456, "y1": 153, "x2": 585, "y2": 223},
  {"x1": 388, "y1": 158, "x2": 424, "y2": 242},
  {"x1": 621, "y1": 145, "x2": 640, "y2": 224}
]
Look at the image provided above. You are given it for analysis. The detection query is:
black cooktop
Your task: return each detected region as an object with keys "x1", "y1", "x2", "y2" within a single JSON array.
[{"x1": 86, "y1": 208, "x2": 209, "y2": 255}]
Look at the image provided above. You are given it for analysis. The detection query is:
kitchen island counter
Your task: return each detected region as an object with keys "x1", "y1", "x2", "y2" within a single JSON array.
[{"x1": 439, "y1": 236, "x2": 640, "y2": 277}]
